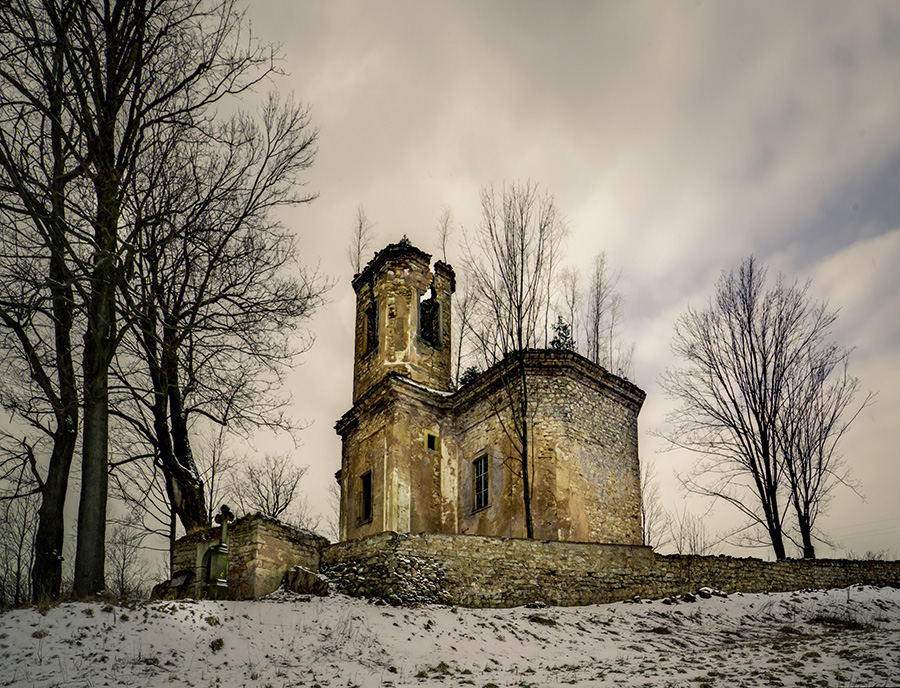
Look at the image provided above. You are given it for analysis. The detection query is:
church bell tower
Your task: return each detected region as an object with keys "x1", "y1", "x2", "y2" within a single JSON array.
[{"x1": 350, "y1": 237, "x2": 455, "y2": 402}]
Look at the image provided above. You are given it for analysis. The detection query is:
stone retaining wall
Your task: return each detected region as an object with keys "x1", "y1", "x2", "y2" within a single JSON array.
[{"x1": 320, "y1": 532, "x2": 900, "y2": 607}]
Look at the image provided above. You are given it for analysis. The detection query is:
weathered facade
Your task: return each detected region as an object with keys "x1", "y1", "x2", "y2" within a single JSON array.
[
  {"x1": 167, "y1": 238, "x2": 900, "y2": 606},
  {"x1": 335, "y1": 239, "x2": 646, "y2": 545}
]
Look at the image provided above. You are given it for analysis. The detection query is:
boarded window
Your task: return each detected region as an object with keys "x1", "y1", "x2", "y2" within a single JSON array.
[
  {"x1": 365, "y1": 302, "x2": 377, "y2": 354},
  {"x1": 418, "y1": 289, "x2": 440, "y2": 348},
  {"x1": 359, "y1": 471, "x2": 373, "y2": 524},
  {"x1": 473, "y1": 454, "x2": 489, "y2": 511}
]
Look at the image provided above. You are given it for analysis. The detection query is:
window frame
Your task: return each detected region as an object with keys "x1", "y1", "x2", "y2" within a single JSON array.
[
  {"x1": 472, "y1": 454, "x2": 490, "y2": 512},
  {"x1": 424, "y1": 431, "x2": 438, "y2": 452}
]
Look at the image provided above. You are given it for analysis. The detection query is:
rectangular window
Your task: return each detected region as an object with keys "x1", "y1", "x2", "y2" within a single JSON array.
[
  {"x1": 418, "y1": 288, "x2": 441, "y2": 348},
  {"x1": 425, "y1": 431, "x2": 438, "y2": 452},
  {"x1": 473, "y1": 454, "x2": 489, "y2": 512},
  {"x1": 359, "y1": 471, "x2": 373, "y2": 524},
  {"x1": 365, "y1": 302, "x2": 377, "y2": 354}
]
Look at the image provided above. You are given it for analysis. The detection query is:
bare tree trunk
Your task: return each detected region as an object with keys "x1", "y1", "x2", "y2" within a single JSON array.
[
  {"x1": 161, "y1": 321, "x2": 208, "y2": 532},
  {"x1": 31, "y1": 131, "x2": 80, "y2": 604},
  {"x1": 74, "y1": 176, "x2": 118, "y2": 596},
  {"x1": 516, "y1": 354, "x2": 534, "y2": 539},
  {"x1": 0, "y1": 0, "x2": 80, "y2": 604},
  {"x1": 465, "y1": 183, "x2": 563, "y2": 538},
  {"x1": 348, "y1": 205, "x2": 376, "y2": 274}
]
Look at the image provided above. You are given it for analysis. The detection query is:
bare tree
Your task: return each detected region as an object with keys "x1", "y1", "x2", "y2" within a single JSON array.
[
  {"x1": 0, "y1": 0, "x2": 320, "y2": 598},
  {"x1": 195, "y1": 429, "x2": 241, "y2": 526},
  {"x1": 322, "y1": 478, "x2": 341, "y2": 542},
  {"x1": 661, "y1": 257, "x2": 867, "y2": 560},
  {"x1": 348, "y1": 205, "x2": 376, "y2": 275},
  {"x1": 669, "y1": 506, "x2": 718, "y2": 555},
  {"x1": 0, "y1": 490, "x2": 39, "y2": 608},
  {"x1": 112, "y1": 92, "x2": 322, "y2": 538},
  {"x1": 640, "y1": 457, "x2": 671, "y2": 551},
  {"x1": 464, "y1": 181, "x2": 565, "y2": 538},
  {"x1": 584, "y1": 252, "x2": 612, "y2": 366},
  {"x1": 582, "y1": 252, "x2": 634, "y2": 377},
  {"x1": 542, "y1": 216, "x2": 568, "y2": 348},
  {"x1": 0, "y1": 0, "x2": 81, "y2": 604},
  {"x1": 779, "y1": 354, "x2": 871, "y2": 558},
  {"x1": 435, "y1": 205, "x2": 453, "y2": 263},
  {"x1": 558, "y1": 266, "x2": 581, "y2": 343},
  {"x1": 552, "y1": 254, "x2": 634, "y2": 379},
  {"x1": 105, "y1": 509, "x2": 149, "y2": 600},
  {"x1": 451, "y1": 280, "x2": 475, "y2": 387},
  {"x1": 233, "y1": 454, "x2": 308, "y2": 522}
]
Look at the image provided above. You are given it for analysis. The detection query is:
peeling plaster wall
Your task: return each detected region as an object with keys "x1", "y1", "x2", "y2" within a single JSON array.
[
  {"x1": 338, "y1": 351, "x2": 645, "y2": 544},
  {"x1": 449, "y1": 354, "x2": 644, "y2": 544}
]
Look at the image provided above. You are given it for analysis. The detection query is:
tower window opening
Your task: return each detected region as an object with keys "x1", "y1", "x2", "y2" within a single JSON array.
[
  {"x1": 425, "y1": 431, "x2": 438, "y2": 452},
  {"x1": 359, "y1": 471, "x2": 373, "y2": 524},
  {"x1": 365, "y1": 301, "x2": 377, "y2": 354},
  {"x1": 418, "y1": 287, "x2": 441, "y2": 349}
]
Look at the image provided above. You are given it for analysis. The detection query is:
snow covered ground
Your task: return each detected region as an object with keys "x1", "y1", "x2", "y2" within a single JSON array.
[{"x1": 1, "y1": 585, "x2": 899, "y2": 687}]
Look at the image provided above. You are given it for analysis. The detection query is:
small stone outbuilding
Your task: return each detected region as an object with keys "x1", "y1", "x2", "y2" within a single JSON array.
[
  {"x1": 335, "y1": 239, "x2": 646, "y2": 545},
  {"x1": 169, "y1": 514, "x2": 328, "y2": 599}
]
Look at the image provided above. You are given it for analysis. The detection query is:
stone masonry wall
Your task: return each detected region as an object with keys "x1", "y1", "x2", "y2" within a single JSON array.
[
  {"x1": 171, "y1": 514, "x2": 329, "y2": 599},
  {"x1": 229, "y1": 517, "x2": 329, "y2": 599},
  {"x1": 526, "y1": 357, "x2": 643, "y2": 544},
  {"x1": 321, "y1": 532, "x2": 900, "y2": 608}
]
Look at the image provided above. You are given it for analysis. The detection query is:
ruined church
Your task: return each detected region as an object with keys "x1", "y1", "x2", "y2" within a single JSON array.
[
  {"x1": 335, "y1": 239, "x2": 646, "y2": 545},
  {"x1": 169, "y1": 238, "x2": 900, "y2": 605}
]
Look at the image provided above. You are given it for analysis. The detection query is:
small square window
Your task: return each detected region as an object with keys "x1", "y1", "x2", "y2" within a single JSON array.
[
  {"x1": 425, "y1": 431, "x2": 438, "y2": 452},
  {"x1": 473, "y1": 454, "x2": 489, "y2": 512}
]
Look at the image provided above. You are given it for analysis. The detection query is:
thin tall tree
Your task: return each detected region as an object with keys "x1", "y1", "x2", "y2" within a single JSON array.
[
  {"x1": 778, "y1": 351, "x2": 870, "y2": 558},
  {"x1": 464, "y1": 181, "x2": 565, "y2": 538}
]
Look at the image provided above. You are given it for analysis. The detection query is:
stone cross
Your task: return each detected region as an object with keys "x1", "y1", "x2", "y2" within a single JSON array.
[{"x1": 205, "y1": 505, "x2": 233, "y2": 599}]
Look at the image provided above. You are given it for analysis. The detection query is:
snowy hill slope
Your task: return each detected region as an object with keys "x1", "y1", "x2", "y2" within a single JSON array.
[{"x1": 1, "y1": 586, "x2": 898, "y2": 687}]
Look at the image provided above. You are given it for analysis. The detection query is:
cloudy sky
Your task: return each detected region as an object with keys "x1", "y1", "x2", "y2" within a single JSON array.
[{"x1": 240, "y1": 1, "x2": 900, "y2": 557}]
